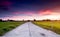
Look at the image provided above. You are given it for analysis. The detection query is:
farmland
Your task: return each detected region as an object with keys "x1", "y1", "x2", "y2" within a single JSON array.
[
  {"x1": 33, "y1": 21, "x2": 60, "y2": 34},
  {"x1": 0, "y1": 20, "x2": 60, "y2": 36},
  {"x1": 0, "y1": 21, "x2": 25, "y2": 36}
]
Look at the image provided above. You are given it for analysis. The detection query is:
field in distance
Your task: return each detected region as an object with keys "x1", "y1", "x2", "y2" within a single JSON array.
[
  {"x1": 33, "y1": 20, "x2": 60, "y2": 34},
  {"x1": 0, "y1": 21, "x2": 25, "y2": 36}
]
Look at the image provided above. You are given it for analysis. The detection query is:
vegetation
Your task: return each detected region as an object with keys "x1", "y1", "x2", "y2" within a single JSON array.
[
  {"x1": 33, "y1": 21, "x2": 60, "y2": 34},
  {"x1": 0, "y1": 21, "x2": 25, "y2": 36}
]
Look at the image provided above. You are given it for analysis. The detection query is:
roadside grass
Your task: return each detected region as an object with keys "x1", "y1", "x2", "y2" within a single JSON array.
[
  {"x1": 0, "y1": 21, "x2": 25, "y2": 36},
  {"x1": 33, "y1": 21, "x2": 60, "y2": 34}
]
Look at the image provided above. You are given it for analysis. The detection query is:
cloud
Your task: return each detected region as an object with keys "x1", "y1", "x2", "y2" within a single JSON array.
[
  {"x1": 1, "y1": 16, "x2": 34, "y2": 20},
  {"x1": 0, "y1": 1, "x2": 13, "y2": 10},
  {"x1": 38, "y1": 9, "x2": 60, "y2": 16},
  {"x1": 12, "y1": 11, "x2": 21, "y2": 15},
  {"x1": 1, "y1": 1, "x2": 12, "y2": 6},
  {"x1": 12, "y1": 11, "x2": 36, "y2": 16},
  {"x1": 38, "y1": 10, "x2": 52, "y2": 15},
  {"x1": 2, "y1": 14, "x2": 60, "y2": 20}
]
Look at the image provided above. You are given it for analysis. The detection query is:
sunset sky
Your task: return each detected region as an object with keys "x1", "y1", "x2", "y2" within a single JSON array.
[{"x1": 0, "y1": 0, "x2": 60, "y2": 20}]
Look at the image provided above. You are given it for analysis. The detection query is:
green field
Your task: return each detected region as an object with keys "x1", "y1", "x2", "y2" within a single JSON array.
[
  {"x1": 0, "y1": 21, "x2": 25, "y2": 36},
  {"x1": 33, "y1": 21, "x2": 60, "y2": 34}
]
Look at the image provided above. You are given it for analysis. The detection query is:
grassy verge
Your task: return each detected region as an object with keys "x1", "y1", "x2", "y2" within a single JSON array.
[
  {"x1": 33, "y1": 21, "x2": 60, "y2": 34},
  {"x1": 0, "y1": 21, "x2": 25, "y2": 36}
]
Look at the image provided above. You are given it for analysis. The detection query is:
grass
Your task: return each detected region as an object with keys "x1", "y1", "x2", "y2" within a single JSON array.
[
  {"x1": 0, "y1": 21, "x2": 25, "y2": 36},
  {"x1": 33, "y1": 21, "x2": 60, "y2": 34}
]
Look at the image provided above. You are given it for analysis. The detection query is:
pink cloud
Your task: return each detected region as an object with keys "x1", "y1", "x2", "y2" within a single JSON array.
[
  {"x1": 38, "y1": 10, "x2": 52, "y2": 15},
  {"x1": 2, "y1": 16, "x2": 34, "y2": 20},
  {"x1": 12, "y1": 11, "x2": 36, "y2": 16},
  {"x1": 23, "y1": 12, "x2": 35, "y2": 16},
  {"x1": 2, "y1": 15, "x2": 60, "y2": 20},
  {"x1": 12, "y1": 12, "x2": 21, "y2": 15}
]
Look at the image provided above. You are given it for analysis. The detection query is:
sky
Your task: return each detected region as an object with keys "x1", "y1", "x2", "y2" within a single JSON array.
[{"x1": 0, "y1": 0, "x2": 60, "y2": 20}]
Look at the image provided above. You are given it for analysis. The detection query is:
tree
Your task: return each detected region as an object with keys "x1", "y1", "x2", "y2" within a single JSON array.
[
  {"x1": 42, "y1": 19, "x2": 51, "y2": 21},
  {"x1": 27, "y1": 20, "x2": 30, "y2": 22},
  {"x1": 34, "y1": 19, "x2": 36, "y2": 21},
  {"x1": 7, "y1": 19, "x2": 14, "y2": 22},
  {"x1": 46, "y1": 19, "x2": 51, "y2": 21},
  {"x1": 0, "y1": 19, "x2": 2, "y2": 22}
]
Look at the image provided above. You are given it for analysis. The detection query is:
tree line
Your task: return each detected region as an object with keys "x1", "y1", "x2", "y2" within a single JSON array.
[{"x1": 0, "y1": 19, "x2": 60, "y2": 22}]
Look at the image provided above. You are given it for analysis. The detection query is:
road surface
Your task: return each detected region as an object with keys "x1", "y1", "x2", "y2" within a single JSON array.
[{"x1": 2, "y1": 22, "x2": 60, "y2": 37}]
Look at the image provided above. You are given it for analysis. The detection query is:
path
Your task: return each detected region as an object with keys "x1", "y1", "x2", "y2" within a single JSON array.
[{"x1": 2, "y1": 22, "x2": 60, "y2": 37}]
